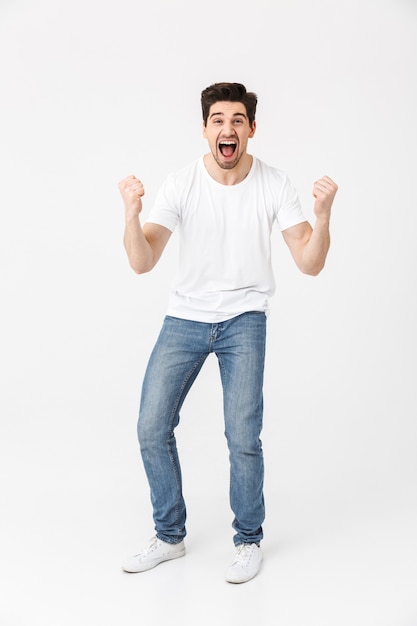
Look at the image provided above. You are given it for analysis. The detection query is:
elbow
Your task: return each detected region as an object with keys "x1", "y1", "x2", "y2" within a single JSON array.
[
  {"x1": 299, "y1": 249, "x2": 329, "y2": 276},
  {"x1": 129, "y1": 258, "x2": 154, "y2": 274},
  {"x1": 301, "y1": 261, "x2": 325, "y2": 276},
  {"x1": 127, "y1": 252, "x2": 156, "y2": 274},
  {"x1": 306, "y1": 267, "x2": 323, "y2": 277},
  {"x1": 131, "y1": 263, "x2": 153, "y2": 275}
]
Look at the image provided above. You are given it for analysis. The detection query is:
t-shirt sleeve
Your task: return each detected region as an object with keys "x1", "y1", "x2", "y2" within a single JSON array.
[
  {"x1": 144, "y1": 174, "x2": 180, "y2": 232},
  {"x1": 276, "y1": 174, "x2": 307, "y2": 231}
]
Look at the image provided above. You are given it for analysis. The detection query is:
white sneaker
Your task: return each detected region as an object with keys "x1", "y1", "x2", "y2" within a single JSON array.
[
  {"x1": 122, "y1": 536, "x2": 186, "y2": 573},
  {"x1": 225, "y1": 543, "x2": 263, "y2": 583}
]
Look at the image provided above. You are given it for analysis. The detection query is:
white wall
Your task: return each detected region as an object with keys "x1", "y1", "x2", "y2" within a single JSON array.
[{"x1": 1, "y1": 0, "x2": 416, "y2": 623}]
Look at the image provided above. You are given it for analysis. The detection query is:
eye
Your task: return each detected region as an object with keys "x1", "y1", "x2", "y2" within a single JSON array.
[
  {"x1": 213, "y1": 119, "x2": 222, "y2": 124},
  {"x1": 234, "y1": 119, "x2": 244, "y2": 125}
]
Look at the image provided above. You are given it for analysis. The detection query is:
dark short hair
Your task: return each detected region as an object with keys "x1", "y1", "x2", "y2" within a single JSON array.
[{"x1": 201, "y1": 82, "x2": 258, "y2": 126}]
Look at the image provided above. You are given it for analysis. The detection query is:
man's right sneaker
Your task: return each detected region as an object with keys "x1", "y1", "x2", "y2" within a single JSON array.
[{"x1": 122, "y1": 536, "x2": 186, "y2": 573}]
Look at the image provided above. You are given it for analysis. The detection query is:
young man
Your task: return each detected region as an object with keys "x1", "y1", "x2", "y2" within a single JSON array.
[{"x1": 118, "y1": 82, "x2": 338, "y2": 583}]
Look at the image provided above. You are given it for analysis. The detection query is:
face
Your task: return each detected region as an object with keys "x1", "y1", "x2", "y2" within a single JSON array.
[{"x1": 203, "y1": 101, "x2": 256, "y2": 170}]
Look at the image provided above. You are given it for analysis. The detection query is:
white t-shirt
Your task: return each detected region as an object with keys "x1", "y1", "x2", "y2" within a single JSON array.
[{"x1": 145, "y1": 156, "x2": 306, "y2": 323}]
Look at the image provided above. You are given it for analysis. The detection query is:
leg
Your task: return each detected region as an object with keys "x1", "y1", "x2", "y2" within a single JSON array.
[
  {"x1": 214, "y1": 312, "x2": 266, "y2": 546},
  {"x1": 138, "y1": 316, "x2": 209, "y2": 543}
]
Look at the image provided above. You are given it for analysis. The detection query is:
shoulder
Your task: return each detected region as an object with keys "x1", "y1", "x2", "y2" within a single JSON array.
[
  {"x1": 251, "y1": 158, "x2": 302, "y2": 219},
  {"x1": 253, "y1": 157, "x2": 290, "y2": 187},
  {"x1": 156, "y1": 158, "x2": 202, "y2": 211},
  {"x1": 166, "y1": 157, "x2": 202, "y2": 187},
  {"x1": 252, "y1": 158, "x2": 296, "y2": 204}
]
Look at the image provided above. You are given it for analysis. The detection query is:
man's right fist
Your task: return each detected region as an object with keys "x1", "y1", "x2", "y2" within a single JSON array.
[{"x1": 118, "y1": 175, "x2": 145, "y2": 217}]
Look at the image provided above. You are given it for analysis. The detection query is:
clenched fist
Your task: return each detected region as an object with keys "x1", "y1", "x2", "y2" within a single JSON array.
[
  {"x1": 312, "y1": 176, "x2": 338, "y2": 220},
  {"x1": 118, "y1": 175, "x2": 145, "y2": 219}
]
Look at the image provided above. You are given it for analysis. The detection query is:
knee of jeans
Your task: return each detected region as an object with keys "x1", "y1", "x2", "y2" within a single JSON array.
[
  {"x1": 137, "y1": 413, "x2": 170, "y2": 449},
  {"x1": 225, "y1": 428, "x2": 263, "y2": 455},
  {"x1": 137, "y1": 414, "x2": 154, "y2": 446}
]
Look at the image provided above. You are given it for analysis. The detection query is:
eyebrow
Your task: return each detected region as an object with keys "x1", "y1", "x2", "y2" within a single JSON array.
[{"x1": 209, "y1": 111, "x2": 247, "y2": 119}]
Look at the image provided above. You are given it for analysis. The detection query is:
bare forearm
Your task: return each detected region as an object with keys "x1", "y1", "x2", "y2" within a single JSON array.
[
  {"x1": 300, "y1": 216, "x2": 330, "y2": 276},
  {"x1": 299, "y1": 175, "x2": 337, "y2": 275},
  {"x1": 124, "y1": 215, "x2": 155, "y2": 274},
  {"x1": 119, "y1": 175, "x2": 157, "y2": 274}
]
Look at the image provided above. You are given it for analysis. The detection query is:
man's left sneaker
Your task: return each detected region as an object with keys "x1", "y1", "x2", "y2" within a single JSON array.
[{"x1": 225, "y1": 543, "x2": 263, "y2": 583}]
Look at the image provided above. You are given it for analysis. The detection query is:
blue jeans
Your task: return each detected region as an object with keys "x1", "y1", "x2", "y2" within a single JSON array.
[{"x1": 137, "y1": 312, "x2": 266, "y2": 546}]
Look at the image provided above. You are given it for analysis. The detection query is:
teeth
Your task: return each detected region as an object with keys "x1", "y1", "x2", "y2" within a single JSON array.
[{"x1": 220, "y1": 141, "x2": 236, "y2": 145}]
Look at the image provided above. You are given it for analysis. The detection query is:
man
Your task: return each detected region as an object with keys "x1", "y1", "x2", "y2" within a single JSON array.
[{"x1": 118, "y1": 82, "x2": 338, "y2": 583}]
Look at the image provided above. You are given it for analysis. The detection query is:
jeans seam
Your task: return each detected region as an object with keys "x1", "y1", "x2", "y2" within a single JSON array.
[
  {"x1": 167, "y1": 353, "x2": 208, "y2": 529},
  {"x1": 216, "y1": 352, "x2": 227, "y2": 389}
]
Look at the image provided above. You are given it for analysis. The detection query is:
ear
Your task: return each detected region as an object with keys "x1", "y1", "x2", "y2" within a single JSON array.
[
  {"x1": 249, "y1": 120, "x2": 256, "y2": 138},
  {"x1": 202, "y1": 121, "x2": 207, "y2": 138}
]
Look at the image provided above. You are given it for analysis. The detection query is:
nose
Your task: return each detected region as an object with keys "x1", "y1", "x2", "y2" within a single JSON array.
[{"x1": 222, "y1": 121, "x2": 235, "y2": 136}]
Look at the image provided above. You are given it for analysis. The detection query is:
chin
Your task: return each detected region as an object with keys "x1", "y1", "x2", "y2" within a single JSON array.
[{"x1": 215, "y1": 155, "x2": 240, "y2": 170}]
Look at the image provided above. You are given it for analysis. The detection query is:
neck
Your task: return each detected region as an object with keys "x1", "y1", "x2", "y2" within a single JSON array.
[{"x1": 203, "y1": 153, "x2": 253, "y2": 185}]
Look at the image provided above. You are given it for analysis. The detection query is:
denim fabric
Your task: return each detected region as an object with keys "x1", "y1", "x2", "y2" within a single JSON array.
[{"x1": 137, "y1": 311, "x2": 266, "y2": 546}]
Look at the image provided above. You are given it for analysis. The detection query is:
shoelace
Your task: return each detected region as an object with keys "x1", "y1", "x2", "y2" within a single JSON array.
[
  {"x1": 232, "y1": 544, "x2": 254, "y2": 567},
  {"x1": 135, "y1": 537, "x2": 158, "y2": 558}
]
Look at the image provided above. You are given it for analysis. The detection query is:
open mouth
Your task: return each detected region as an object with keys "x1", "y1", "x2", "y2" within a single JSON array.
[{"x1": 219, "y1": 141, "x2": 237, "y2": 157}]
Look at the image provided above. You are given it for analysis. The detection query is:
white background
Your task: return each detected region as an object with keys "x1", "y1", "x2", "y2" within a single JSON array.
[{"x1": 1, "y1": 0, "x2": 416, "y2": 624}]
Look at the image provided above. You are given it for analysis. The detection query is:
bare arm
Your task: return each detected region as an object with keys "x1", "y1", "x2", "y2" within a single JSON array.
[
  {"x1": 282, "y1": 176, "x2": 338, "y2": 276},
  {"x1": 118, "y1": 175, "x2": 171, "y2": 274}
]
